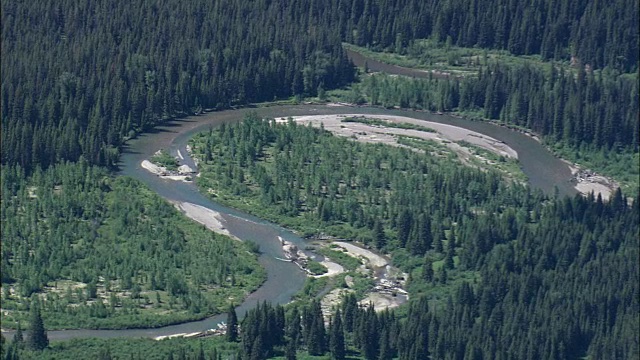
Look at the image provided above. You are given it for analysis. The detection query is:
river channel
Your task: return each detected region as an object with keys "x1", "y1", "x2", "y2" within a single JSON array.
[{"x1": 20, "y1": 103, "x2": 576, "y2": 341}]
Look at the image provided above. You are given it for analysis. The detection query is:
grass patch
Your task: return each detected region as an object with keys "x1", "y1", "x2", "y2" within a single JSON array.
[
  {"x1": 342, "y1": 116, "x2": 435, "y2": 132},
  {"x1": 457, "y1": 140, "x2": 528, "y2": 183},
  {"x1": 151, "y1": 150, "x2": 179, "y2": 171},
  {"x1": 317, "y1": 247, "x2": 362, "y2": 271},
  {"x1": 344, "y1": 40, "x2": 571, "y2": 77},
  {"x1": 306, "y1": 261, "x2": 329, "y2": 276}
]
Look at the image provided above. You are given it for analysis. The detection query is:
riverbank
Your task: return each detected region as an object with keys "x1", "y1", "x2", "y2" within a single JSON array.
[
  {"x1": 278, "y1": 114, "x2": 518, "y2": 159},
  {"x1": 141, "y1": 159, "x2": 195, "y2": 182},
  {"x1": 317, "y1": 240, "x2": 408, "y2": 315},
  {"x1": 171, "y1": 201, "x2": 239, "y2": 240},
  {"x1": 568, "y1": 163, "x2": 618, "y2": 201},
  {"x1": 12, "y1": 101, "x2": 582, "y2": 341}
]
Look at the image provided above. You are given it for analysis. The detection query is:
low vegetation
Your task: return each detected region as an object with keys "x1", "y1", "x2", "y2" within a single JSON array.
[
  {"x1": 0, "y1": 162, "x2": 265, "y2": 330},
  {"x1": 150, "y1": 150, "x2": 179, "y2": 171},
  {"x1": 342, "y1": 116, "x2": 435, "y2": 132}
]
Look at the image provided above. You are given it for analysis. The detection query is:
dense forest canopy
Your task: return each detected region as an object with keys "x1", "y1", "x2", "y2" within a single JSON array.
[
  {"x1": 1, "y1": 0, "x2": 354, "y2": 171},
  {"x1": 335, "y1": 0, "x2": 638, "y2": 72},
  {"x1": 1, "y1": 0, "x2": 638, "y2": 359},
  {"x1": 2, "y1": 0, "x2": 638, "y2": 172},
  {"x1": 351, "y1": 64, "x2": 639, "y2": 152},
  {"x1": 188, "y1": 116, "x2": 638, "y2": 359}
]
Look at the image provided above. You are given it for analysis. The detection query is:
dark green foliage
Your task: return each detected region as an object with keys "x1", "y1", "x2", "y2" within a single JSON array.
[
  {"x1": 5, "y1": 0, "x2": 636, "y2": 174},
  {"x1": 226, "y1": 305, "x2": 238, "y2": 342},
  {"x1": 12, "y1": 324, "x2": 23, "y2": 347},
  {"x1": 329, "y1": 310, "x2": 346, "y2": 360},
  {"x1": 1, "y1": 0, "x2": 355, "y2": 172},
  {"x1": 339, "y1": 0, "x2": 637, "y2": 72},
  {"x1": 192, "y1": 114, "x2": 531, "y2": 260},
  {"x1": 421, "y1": 256, "x2": 434, "y2": 283},
  {"x1": 6, "y1": 337, "x2": 235, "y2": 360},
  {"x1": 191, "y1": 115, "x2": 638, "y2": 359},
  {"x1": 355, "y1": 66, "x2": 639, "y2": 153},
  {"x1": 373, "y1": 221, "x2": 386, "y2": 250},
  {"x1": 285, "y1": 337, "x2": 297, "y2": 360},
  {"x1": 306, "y1": 261, "x2": 329, "y2": 276},
  {"x1": 304, "y1": 300, "x2": 326, "y2": 356},
  {"x1": 26, "y1": 304, "x2": 47, "y2": 351},
  {"x1": 6, "y1": 193, "x2": 637, "y2": 360},
  {"x1": 241, "y1": 302, "x2": 286, "y2": 359}
]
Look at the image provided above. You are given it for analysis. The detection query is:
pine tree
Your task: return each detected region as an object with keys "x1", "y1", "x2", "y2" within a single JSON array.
[
  {"x1": 421, "y1": 256, "x2": 434, "y2": 283},
  {"x1": 12, "y1": 322, "x2": 23, "y2": 348},
  {"x1": 285, "y1": 337, "x2": 297, "y2": 360},
  {"x1": 197, "y1": 342, "x2": 205, "y2": 360},
  {"x1": 250, "y1": 335, "x2": 264, "y2": 360},
  {"x1": 438, "y1": 266, "x2": 448, "y2": 284},
  {"x1": 307, "y1": 300, "x2": 326, "y2": 356},
  {"x1": 374, "y1": 221, "x2": 386, "y2": 250},
  {"x1": 226, "y1": 305, "x2": 238, "y2": 342},
  {"x1": 26, "y1": 304, "x2": 48, "y2": 350},
  {"x1": 287, "y1": 307, "x2": 301, "y2": 348},
  {"x1": 329, "y1": 310, "x2": 346, "y2": 360},
  {"x1": 361, "y1": 305, "x2": 379, "y2": 360}
]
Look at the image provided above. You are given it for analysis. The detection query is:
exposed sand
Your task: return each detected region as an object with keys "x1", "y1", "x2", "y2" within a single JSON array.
[
  {"x1": 171, "y1": 201, "x2": 239, "y2": 240},
  {"x1": 568, "y1": 163, "x2": 617, "y2": 201},
  {"x1": 320, "y1": 288, "x2": 353, "y2": 319},
  {"x1": 313, "y1": 259, "x2": 345, "y2": 278},
  {"x1": 575, "y1": 182, "x2": 613, "y2": 200},
  {"x1": 141, "y1": 159, "x2": 166, "y2": 175},
  {"x1": 359, "y1": 292, "x2": 406, "y2": 312},
  {"x1": 332, "y1": 241, "x2": 388, "y2": 268},
  {"x1": 278, "y1": 114, "x2": 518, "y2": 159}
]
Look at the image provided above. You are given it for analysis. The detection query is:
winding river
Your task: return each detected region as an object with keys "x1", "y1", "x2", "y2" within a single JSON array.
[
  {"x1": 3, "y1": 51, "x2": 578, "y2": 341},
  {"x1": 21, "y1": 103, "x2": 576, "y2": 341}
]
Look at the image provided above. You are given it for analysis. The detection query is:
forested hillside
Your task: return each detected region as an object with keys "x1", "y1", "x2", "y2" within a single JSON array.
[
  {"x1": 0, "y1": 162, "x2": 265, "y2": 329},
  {"x1": 1, "y1": 0, "x2": 354, "y2": 171}
]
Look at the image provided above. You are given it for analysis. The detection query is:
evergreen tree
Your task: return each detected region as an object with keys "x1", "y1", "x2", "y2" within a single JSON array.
[
  {"x1": 285, "y1": 337, "x2": 297, "y2": 360},
  {"x1": 26, "y1": 304, "x2": 48, "y2": 350},
  {"x1": 307, "y1": 300, "x2": 326, "y2": 356},
  {"x1": 12, "y1": 323, "x2": 23, "y2": 348},
  {"x1": 421, "y1": 256, "x2": 435, "y2": 283},
  {"x1": 226, "y1": 305, "x2": 238, "y2": 342},
  {"x1": 329, "y1": 310, "x2": 346, "y2": 360},
  {"x1": 374, "y1": 221, "x2": 386, "y2": 250}
]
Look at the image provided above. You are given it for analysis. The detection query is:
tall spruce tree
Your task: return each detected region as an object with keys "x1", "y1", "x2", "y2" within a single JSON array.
[
  {"x1": 307, "y1": 300, "x2": 326, "y2": 356},
  {"x1": 226, "y1": 305, "x2": 238, "y2": 342},
  {"x1": 329, "y1": 310, "x2": 346, "y2": 360},
  {"x1": 27, "y1": 304, "x2": 48, "y2": 350},
  {"x1": 374, "y1": 221, "x2": 386, "y2": 250}
]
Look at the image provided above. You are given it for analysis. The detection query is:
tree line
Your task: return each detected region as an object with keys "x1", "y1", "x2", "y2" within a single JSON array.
[
  {"x1": 353, "y1": 63, "x2": 639, "y2": 152},
  {"x1": 332, "y1": 0, "x2": 638, "y2": 72}
]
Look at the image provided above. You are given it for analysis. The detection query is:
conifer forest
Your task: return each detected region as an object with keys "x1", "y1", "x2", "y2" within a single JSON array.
[{"x1": 1, "y1": 1, "x2": 638, "y2": 359}]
